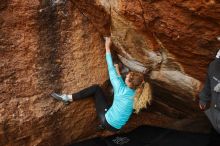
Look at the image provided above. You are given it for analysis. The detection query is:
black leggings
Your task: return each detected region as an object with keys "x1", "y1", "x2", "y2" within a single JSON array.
[{"x1": 72, "y1": 84, "x2": 118, "y2": 132}]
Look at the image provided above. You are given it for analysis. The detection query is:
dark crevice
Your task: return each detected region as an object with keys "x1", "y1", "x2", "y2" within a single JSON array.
[
  {"x1": 173, "y1": 3, "x2": 220, "y2": 26},
  {"x1": 36, "y1": 1, "x2": 75, "y2": 143},
  {"x1": 0, "y1": 0, "x2": 9, "y2": 11},
  {"x1": 37, "y1": 3, "x2": 63, "y2": 93},
  {"x1": 137, "y1": 0, "x2": 150, "y2": 30},
  {"x1": 137, "y1": 0, "x2": 165, "y2": 69},
  {"x1": 1, "y1": 120, "x2": 9, "y2": 145},
  {"x1": 151, "y1": 81, "x2": 200, "y2": 119},
  {"x1": 70, "y1": 0, "x2": 111, "y2": 36}
]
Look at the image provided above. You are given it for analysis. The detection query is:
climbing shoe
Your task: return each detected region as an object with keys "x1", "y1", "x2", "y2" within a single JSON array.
[{"x1": 51, "y1": 93, "x2": 69, "y2": 105}]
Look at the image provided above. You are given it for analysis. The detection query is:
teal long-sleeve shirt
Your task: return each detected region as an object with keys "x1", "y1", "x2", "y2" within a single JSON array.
[{"x1": 105, "y1": 52, "x2": 135, "y2": 129}]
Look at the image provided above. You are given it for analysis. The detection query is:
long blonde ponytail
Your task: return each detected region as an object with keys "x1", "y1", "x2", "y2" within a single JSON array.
[
  {"x1": 133, "y1": 82, "x2": 152, "y2": 114},
  {"x1": 127, "y1": 71, "x2": 152, "y2": 113}
]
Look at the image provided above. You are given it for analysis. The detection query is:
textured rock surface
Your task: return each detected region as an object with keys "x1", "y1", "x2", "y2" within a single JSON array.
[
  {"x1": 0, "y1": 0, "x2": 220, "y2": 145},
  {"x1": 0, "y1": 1, "x2": 107, "y2": 145}
]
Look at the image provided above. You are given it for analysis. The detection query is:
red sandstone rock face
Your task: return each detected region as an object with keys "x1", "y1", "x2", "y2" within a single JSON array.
[
  {"x1": 0, "y1": 0, "x2": 220, "y2": 145},
  {"x1": 1, "y1": 1, "x2": 107, "y2": 145}
]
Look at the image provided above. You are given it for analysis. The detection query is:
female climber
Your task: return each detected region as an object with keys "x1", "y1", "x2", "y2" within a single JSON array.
[{"x1": 51, "y1": 37, "x2": 152, "y2": 132}]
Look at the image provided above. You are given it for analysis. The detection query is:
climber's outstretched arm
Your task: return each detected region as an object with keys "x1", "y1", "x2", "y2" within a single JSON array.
[{"x1": 104, "y1": 37, "x2": 124, "y2": 89}]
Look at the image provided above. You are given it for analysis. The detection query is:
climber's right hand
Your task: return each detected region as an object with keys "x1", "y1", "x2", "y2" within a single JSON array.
[{"x1": 104, "y1": 37, "x2": 111, "y2": 52}]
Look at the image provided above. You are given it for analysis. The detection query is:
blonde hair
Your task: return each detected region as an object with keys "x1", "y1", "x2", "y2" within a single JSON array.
[
  {"x1": 133, "y1": 82, "x2": 152, "y2": 113},
  {"x1": 128, "y1": 72, "x2": 152, "y2": 113}
]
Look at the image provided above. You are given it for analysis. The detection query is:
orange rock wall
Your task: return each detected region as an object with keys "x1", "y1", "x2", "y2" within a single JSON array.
[
  {"x1": 1, "y1": 1, "x2": 107, "y2": 145},
  {"x1": 1, "y1": 0, "x2": 220, "y2": 145}
]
